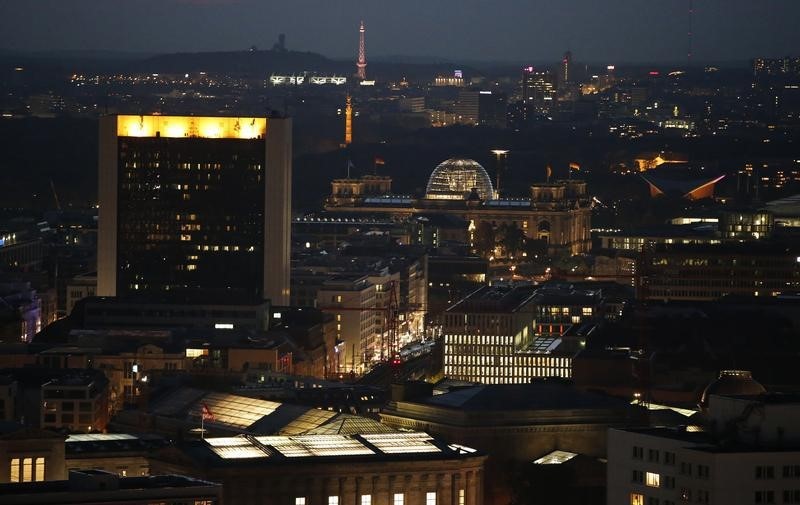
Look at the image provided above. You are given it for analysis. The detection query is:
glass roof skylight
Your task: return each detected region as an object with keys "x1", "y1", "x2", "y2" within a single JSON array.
[{"x1": 361, "y1": 433, "x2": 442, "y2": 454}]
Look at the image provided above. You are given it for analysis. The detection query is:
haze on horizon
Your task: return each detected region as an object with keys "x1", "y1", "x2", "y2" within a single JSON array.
[{"x1": 1, "y1": 0, "x2": 799, "y2": 64}]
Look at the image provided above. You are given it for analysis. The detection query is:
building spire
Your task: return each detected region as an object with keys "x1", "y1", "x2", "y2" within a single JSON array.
[{"x1": 356, "y1": 20, "x2": 367, "y2": 81}]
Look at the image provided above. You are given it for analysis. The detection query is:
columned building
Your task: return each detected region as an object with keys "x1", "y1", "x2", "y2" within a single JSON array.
[
  {"x1": 98, "y1": 114, "x2": 292, "y2": 305},
  {"x1": 152, "y1": 432, "x2": 487, "y2": 505},
  {"x1": 325, "y1": 159, "x2": 591, "y2": 255}
]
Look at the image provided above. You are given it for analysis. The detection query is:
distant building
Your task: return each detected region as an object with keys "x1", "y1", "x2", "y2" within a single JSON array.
[
  {"x1": 65, "y1": 273, "x2": 96, "y2": 316},
  {"x1": 0, "y1": 230, "x2": 44, "y2": 272},
  {"x1": 325, "y1": 159, "x2": 592, "y2": 256},
  {"x1": 41, "y1": 372, "x2": 110, "y2": 433},
  {"x1": 433, "y1": 73, "x2": 466, "y2": 87},
  {"x1": 454, "y1": 90, "x2": 507, "y2": 127},
  {"x1": 561, "y1": 51, "x2": 573, "y2": 85},
  {"x1": 98, "y1": 114, "x2": 292, "y2": 305},
  {"x1": 0, "y1": 281, "x2": 42, "y2": 343},
  {"x1": 316, "y1": 275, "x2": 379, "y2": 373},
  {"x1": 640, "y1": 242, "x2": 800, "y2": 301},
  {"x1": 521, "y1": 67, "x2": 556, "y2": 114},
  {"x1": 65, "y1": 433, "x2": 170, "y2": 478}
]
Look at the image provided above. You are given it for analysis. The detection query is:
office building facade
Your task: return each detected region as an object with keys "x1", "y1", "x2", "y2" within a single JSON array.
[{"x1": 98, "y1": 115, "x2": 291, "y2": 305}]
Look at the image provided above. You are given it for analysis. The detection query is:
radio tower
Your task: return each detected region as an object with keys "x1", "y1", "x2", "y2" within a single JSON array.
[{"x1": 356, "y1": 20, "x2": 367, "y2": 81}]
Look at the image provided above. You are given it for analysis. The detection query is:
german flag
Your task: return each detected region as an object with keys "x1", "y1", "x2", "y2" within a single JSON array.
[{"x1": 569, "y1": 162, "x2": 581, "y2": 171}]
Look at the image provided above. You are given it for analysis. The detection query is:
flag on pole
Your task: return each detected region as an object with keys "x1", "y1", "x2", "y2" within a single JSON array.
[
  {"x1": 546, "y1": 164, "x2": 553, "y2": 181},
  {"x1": 346, "y1": 159, "x2": 355, "y2": 178},
  {"x1": 569, "y1": 162, "x2": 581, "y2": 171},
  {"x1": 201, "y1": 403, "x2": 215, "y2": 421},
  {"x1": 374, "y1": 157, "x2": 385, "y2": 166}
]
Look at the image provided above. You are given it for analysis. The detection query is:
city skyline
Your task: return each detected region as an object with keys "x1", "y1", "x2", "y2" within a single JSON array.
[{"x1": 1, "y1": 0, "x2": 799, "y2": 63}]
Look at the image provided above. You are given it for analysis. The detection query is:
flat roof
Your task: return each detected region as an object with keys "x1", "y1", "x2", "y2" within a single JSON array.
[
  {"x1": 447, "y1": 285, "x2": 537, "y2": 313},
  {"x1": 0, "y1": 473, "x2": 219, "y2": 496},
  {"x1": 420, "y1": 383, "x2": 631, "y2": 411},
  {"x1": 199, "y1": 432, "x2": 479, "y2": 463}
]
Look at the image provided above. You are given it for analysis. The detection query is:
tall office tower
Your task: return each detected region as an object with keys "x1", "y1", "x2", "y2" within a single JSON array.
[
  {"x1": 561, "y1": 50, "x2": 573, "y2": 85},
  {"x1": 98, "y1": 115, "x2": 292, "y2": 305},
  {"x1": 521, "y1": 67, "x2": 555, "y2": 114},
  {"x1": 356, "y1": 20, "x2": 367, "y2": 81}
]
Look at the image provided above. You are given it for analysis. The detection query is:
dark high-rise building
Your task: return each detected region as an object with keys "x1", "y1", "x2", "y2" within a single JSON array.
[
  {"x1": 98, "y1": 115, "x2": 292, "y2": 305},
  {"x1": 454, "y1": 90, "x2": 508, "y2": 127}
]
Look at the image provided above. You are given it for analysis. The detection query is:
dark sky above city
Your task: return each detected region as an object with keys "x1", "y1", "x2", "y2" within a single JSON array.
[{"x1": 1, "y1": 0, "x2": 799, "y2": 63}]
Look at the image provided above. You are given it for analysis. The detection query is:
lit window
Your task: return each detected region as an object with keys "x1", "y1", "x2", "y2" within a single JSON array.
[
  {"x1": 22, "y1": 457, "x2": 32, "y2": 482},
  {"x1": 646, "y1": 472, "x2": 660, "y2": 488},
  {"x1": 35, "y1": 457, "x2": 45, "y2": 482},
  {"x1": 10, "y1": 458, "x2": 19, "y2": 482},
  {"x1": 426, "y1": 492, "x2": 436, "y2": 505},
  {"x1": 394, "y1": 494, "x2": 404, "y2": 505},
  {"x1": 361, "y1": 495, "x2": 372, "y2": 505},
  {"x1": 631, "y1": 493, "x2": 645, "y2": 505},
  {"x1": 296, "y1": 498, "x2": 306, "y2": 505},
  {"x1": 329, "y1": 497, "x2": 339, "y2": 505},
  {"x1": 458, "y1": 489, "x2": 465, "y2": 505}
]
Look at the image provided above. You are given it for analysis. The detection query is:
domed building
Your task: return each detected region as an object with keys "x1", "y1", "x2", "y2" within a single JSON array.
[
  {"x1": 425, "y1": 158, "x2": 495, "y2": 201},
  {"x1": 698, "y1": 370, "x2": 766, "y2": 410},
  {"x1": 326, "y1": 158, "x2": 592, "y2": 255}
]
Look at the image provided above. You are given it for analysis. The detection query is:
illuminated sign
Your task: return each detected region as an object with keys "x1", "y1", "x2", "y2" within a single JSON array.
[
  {"x1": 454, "y1": 70, "x2": 463, "y2": 78},
  {"x1": 607, "y1": 65, "x2": 616, "y2": 71},
  {"x1": 116, "y1": 115, "x2": 267, "y2": 139}
]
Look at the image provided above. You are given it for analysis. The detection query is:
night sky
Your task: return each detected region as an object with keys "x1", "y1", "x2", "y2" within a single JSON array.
[{"x1": 1, "y1": 0, "x2": 799, "y2": 63}]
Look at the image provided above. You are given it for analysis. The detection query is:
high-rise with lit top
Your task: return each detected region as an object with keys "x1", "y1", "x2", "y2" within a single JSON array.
[{"x1": 97, "y1": 114, "x2": 292, "y2": 305}]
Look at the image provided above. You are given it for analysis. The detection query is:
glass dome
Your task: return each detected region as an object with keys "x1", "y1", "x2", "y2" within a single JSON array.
[{"x1": 425, "y1": 158, "x2": 495, "y2": 200}]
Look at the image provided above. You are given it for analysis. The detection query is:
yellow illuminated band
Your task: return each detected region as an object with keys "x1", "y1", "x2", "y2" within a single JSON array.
[{"x1": 117, "y1": 115, "x2": 268, "y2": 139}]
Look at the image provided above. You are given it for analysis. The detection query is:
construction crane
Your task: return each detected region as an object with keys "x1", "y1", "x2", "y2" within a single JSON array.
[
  {"x1": 49, "y1": 178, "x2": 62, "y2": 211},
  {"x1": 318, "y1": 280, "x2": 401, "y2": 364}
]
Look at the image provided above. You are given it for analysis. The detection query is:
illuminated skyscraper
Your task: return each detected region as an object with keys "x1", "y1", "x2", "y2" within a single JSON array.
[
  {"x1": 97, "y1": 114, "x2": 292, "y2": 305},
  {"x1": 521, "y1": 67, "x2": 555, "y2": 114},
  {"x1": 356, "y1": 20, "x2": 367, "y2": 81},
  {"x1": 561, "y1": 50, "x2": 572, "y2": 85}
]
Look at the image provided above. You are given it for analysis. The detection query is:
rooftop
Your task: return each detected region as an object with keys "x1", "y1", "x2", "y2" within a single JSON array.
[
  {"x1": 419, "y1": 383, "x2": 631, "y2": 411},
  {"x1": 447, "y1": 285, "x2": 537, "y2": 313},
  {"x1": 197, "y1": 432, "x2": 480, "y2": 464}
]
